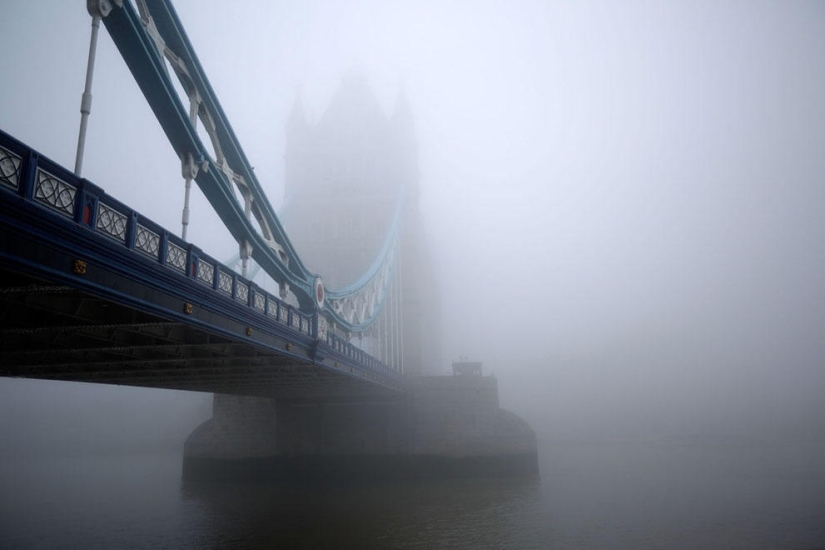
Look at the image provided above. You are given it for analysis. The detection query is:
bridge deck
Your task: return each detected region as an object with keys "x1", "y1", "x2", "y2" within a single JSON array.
[
  {"x1": 0, "y1": 129, "x2": 403, "y2": 401},
  {"x1": 0, "y1": 271, "x2": 388, "y2": 401}
]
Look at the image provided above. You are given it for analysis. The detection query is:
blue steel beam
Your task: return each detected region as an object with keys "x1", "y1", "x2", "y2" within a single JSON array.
[
  {"x1": 100, "y1": 2, "x2": 308, "y2": 299},
  {"x1": 99, "y1": 0, "x2": 403, "y2": 332},
  {"x1": 140, "y1": 0, "x2": 312, "y2": 282},
  {"x1": 0, "y1": 128, "x2": 404, "y2": 396}
]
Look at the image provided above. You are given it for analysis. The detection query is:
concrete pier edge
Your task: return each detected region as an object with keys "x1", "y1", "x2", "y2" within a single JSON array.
[{"x1": 183, "y1": 375, "x2": 539, "y2": 482}]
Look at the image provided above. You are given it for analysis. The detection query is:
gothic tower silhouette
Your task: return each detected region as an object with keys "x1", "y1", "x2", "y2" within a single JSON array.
[{"x1": 281, "y1": 73, "x2": 440, "y2": 375}]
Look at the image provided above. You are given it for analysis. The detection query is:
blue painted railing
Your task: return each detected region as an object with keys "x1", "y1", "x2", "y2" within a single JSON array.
[{"x1": 0, "y1": 128, "x2": 403, "y2": 384}]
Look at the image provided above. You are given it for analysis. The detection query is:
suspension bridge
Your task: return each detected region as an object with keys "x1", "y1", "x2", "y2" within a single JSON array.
[{"x1": 0, "y1": 0, "x2": 429, "y2": 402}]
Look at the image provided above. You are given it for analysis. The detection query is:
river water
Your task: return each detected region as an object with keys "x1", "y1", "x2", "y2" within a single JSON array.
[{"x1": 1, "y1": 437, "x2": 823, "y2": 549}]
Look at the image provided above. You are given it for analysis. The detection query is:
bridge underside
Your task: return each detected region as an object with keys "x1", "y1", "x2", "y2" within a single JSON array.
[
  {"x1": 0, "y1": 129, "x2": 403, "y2": 402},
  {"x1": 0, "y1": 266, "x2": 397, "y2": 402}
]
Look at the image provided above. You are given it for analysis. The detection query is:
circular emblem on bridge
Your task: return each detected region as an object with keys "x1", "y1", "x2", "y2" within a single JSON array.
[{"x1": 313, "y1": 276, "x2": 325, "y2": 309}]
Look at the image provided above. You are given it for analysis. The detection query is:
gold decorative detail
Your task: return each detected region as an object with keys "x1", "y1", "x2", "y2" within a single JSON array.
[
  {"x1": 246, "y1": 327, "x2": 253, "y2": 337},
  {"x1": 72, "y1": 259, "x2": 87, "y2": 275},
  {"x1": 183, "y1": 303, "x2": 193, "y2": 314},
  {"x1": 285, "y1": 343, "x2": 291, "y2": 351}
]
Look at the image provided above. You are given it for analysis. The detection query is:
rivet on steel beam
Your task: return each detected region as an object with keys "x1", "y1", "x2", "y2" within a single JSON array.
[
  {"x1": 72, "y1": 259, "x2": 87, "y2": 275},
  {"x1": 183, "y1": 303, "x2": 193, "y2": 314},
  {"x1": 246, "y1": 327, "x2": 253, "y2": 337}
]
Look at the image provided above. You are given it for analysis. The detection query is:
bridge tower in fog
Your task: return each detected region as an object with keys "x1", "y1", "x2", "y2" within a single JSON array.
[{"x1": 280, "y1": 73, "x2": 440, "y2": 376}]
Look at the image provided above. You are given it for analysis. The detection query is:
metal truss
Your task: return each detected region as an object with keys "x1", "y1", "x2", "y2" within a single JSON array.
[{"x1": 97, "y1": 0, "x2": 402, "y2": 336}]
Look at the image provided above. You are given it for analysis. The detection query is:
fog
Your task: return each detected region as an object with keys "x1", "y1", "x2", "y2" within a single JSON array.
[{"x1": 1, "y1": 0, "x2": 824, "y2": 458}]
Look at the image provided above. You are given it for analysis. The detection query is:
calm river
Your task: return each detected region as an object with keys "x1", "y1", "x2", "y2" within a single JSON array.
[{"x1": 1, "y1": 438, "x2": 823, "y2": 549}]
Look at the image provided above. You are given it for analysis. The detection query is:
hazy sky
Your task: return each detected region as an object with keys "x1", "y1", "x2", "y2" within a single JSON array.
[{"x1": 1, "y1": 1, "x2": 823, "y2": 440}]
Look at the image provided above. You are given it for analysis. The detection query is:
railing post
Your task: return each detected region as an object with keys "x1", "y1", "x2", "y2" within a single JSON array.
[
  {"x1": 186, "y1": 245, "x2": 201, "y2": 280},
  {"x1": 21, "y1": 151, "x2": 38, "y2": 201},
  {"x1": 158, "y1": 230, "x2": 169, "y2": 266},
  {"x1": 74, "y1": 179, "x2": 102, "y2": 228},
  {"x1": 212, "y1": 268, "x2": 221, "y2": 291},
  {"x1": 248, "y1": 282, "x2": 258, "y2": 308},
  {"x1": 124, "y1": 212, "x2": 138, "y2": 250}
]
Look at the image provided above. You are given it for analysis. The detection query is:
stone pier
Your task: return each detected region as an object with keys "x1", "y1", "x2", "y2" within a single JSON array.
[{"x1": 183, "y1": 374, "x2": 538, "y2": 481}]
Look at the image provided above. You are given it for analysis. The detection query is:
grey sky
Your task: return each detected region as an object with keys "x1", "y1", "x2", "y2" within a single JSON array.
[{"x1": 1, "y1": 1, "x2": 823, "y2": 440}]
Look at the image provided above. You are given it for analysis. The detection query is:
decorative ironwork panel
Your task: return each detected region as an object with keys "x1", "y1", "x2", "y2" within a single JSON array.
[
  {"x1": 0, "y1": 146, "x2": 22, "y2": 190},
  {"x1": 318, "y1": 316, "x2": 328, "y2": 341},
  {"x1": 95, "y1": 203, "x2": 127, "y2": 242},
  {"x1": 254, "y1": 293, "x2": 265, "y2": 312},
  {"x1": 135, "y1": 224, "x2": 160, "y2": 259},
  {"x1": 218, "y1": 271, "x2": 232, "y2": 294},
  {"x1": 291, "y1": 313, "x2": 301, "y2": 329},
  {"x1": 197, "y1": 260, "x2": 214, "y2": 285},
  {"x1": 267, "y1": 300, "x2": 277, "y2": 317},
  {"x1": 278, "y1": 306, "x2": 288, "y2": 324},
  {"x1": 236, "y1": 281, "x2": 249, "y2": 303},
  {"x1": 34, "y1": 169, "x2": 76, "y2": 217},
  {"x1": 166, "y1": 241, "x2": 186, "y2": 272},
  {"x1": 301, "y1": 318, "x2": 308, "y2": 334}
]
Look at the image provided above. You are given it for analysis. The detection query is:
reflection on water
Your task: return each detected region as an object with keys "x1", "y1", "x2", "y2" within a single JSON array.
[
  {"x1": 183, "y1": 476, "x2": 543, "y2": 549},
  {"x1": 1, "y1": 440, "x2": 823, "y2": 549}
]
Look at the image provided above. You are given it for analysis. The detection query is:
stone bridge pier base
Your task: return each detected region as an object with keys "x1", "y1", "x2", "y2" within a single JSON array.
[{"x1": 183, "y1": 376, "x2": 538, "y2": 482}]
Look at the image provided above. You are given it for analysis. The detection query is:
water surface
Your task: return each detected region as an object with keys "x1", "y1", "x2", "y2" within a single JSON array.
[{"x1": 2, "y1": 438, "x2": 823, "y2": 548}]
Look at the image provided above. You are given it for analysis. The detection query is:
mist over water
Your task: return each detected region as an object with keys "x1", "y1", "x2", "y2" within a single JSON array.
[
  {"x1": 2, "y1": 420, "x2": 823, "y2": 548},
  {"x1": 1, "y1": 0, "x2": 824, "y2": 547}
]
